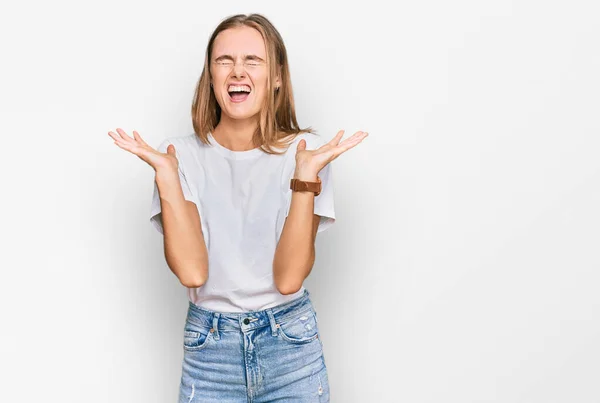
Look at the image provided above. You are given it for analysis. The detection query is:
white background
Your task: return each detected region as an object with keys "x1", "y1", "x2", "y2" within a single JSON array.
[{"x1": 1, "y1": 1, "x2": 599, "y2": 402}]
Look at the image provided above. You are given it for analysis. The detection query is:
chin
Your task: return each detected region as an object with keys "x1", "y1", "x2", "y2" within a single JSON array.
[{"x1": 224, "y1": 108, "x2": 261, "y2": 121}]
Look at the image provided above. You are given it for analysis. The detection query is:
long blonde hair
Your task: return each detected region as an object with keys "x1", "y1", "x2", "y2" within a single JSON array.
[{"x1": 191, "y1": 13, "x2": 314, "y2": 155}]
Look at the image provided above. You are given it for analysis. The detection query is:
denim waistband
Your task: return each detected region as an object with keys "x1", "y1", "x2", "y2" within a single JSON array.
[{"x1": 185, "y1": 289, "x2": 314, "y2": 337}]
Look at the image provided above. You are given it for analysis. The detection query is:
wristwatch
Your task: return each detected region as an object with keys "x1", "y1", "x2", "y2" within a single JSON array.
[{"x1": 290, "y1": 176, "x2": 321, "y2": 196}]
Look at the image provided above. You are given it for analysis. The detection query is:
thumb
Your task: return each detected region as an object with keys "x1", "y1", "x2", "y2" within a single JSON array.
[
  {"x1": 296, "y1": 139, "x2": 306, "y2": 152},
  {"x1": 166, "y1": 144, "x2": 176, "y2": 156}
]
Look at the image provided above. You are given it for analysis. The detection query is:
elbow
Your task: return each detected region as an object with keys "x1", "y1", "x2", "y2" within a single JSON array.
[
  {"x1": 180, "y1": 276, "x2": 206, "y2": 288},
  {"x1": 277, "y1": 284, "x2": 301, "y2": 295},
  {"x1": 273, "y1": 261, "x2": 308, "y2": 295},
  {"x1": 178, "y1": 266, "x2": 208, "y2": 288},
  {"x1": 275, "y1": 276, "x2": 302, "y2": 295}
]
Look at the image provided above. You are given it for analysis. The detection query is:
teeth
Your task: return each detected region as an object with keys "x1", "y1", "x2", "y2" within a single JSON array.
[{"x1": 228, "y1": 85, "x2": 251, "y2": 93}]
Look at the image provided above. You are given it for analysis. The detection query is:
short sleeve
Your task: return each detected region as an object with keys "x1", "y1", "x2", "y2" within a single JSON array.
[
  {"x1": 313, "y1": 161, "x2": 336, "y2": 233},
  {"x1": 149, "y1": 139, "x2": 199, "y2": 235}
]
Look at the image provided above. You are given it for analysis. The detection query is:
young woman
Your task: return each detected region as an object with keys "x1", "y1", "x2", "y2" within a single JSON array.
[{"x1": 109, "y1": 13, "x2": 367, "y2": 402}]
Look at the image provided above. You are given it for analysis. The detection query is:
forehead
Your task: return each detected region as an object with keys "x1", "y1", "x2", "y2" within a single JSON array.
[{"x1": 212, "y1": 26, "x2": 266, "y2": 57}]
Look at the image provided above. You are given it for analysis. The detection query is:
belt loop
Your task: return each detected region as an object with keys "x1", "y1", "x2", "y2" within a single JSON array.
[
  {"x1": 266, "y1": 309, "x2": 278, "y2": 337},
  {"x1": 212, "y1": 313, "x2": 220, "y2": 340}
]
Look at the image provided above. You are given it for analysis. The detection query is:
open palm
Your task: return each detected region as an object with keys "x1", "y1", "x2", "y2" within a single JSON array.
[
  {"x1": 295, "y1": 130, "x2": 369, "y2": 174},
  {"x1": 108, "y1": 128, "x2": 178, "y2": 172}
]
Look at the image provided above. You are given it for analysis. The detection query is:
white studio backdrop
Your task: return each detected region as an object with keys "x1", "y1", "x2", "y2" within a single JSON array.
[{"x1": 1, "y1": 0, "x2": 599, "y2": 402}]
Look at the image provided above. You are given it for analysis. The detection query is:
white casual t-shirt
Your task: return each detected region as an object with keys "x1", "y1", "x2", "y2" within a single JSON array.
[{"x1": 149, "y1": 131, "x2": 335, "y2": 312}]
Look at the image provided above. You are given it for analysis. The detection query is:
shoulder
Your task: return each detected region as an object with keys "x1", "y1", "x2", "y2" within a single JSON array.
[
  {"x1": 155, "y1": 133, "x2": 201, "y2": 152},
  {"x1": 279, "y1": 132, "x2": 328, "y2": 173},
  {"x1": 284, "y1": 132, "x2": 328, "y2": 153}
]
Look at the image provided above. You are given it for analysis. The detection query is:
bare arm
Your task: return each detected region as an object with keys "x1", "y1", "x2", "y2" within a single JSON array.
[
  {"x1": 155, "y1": 169, "x2": 208, "y2": 288},
  {"x1": 107, "y1": 129, "x2": 209, "y2": 287},
  {"x1": 272, "y1": 129, "x2": 368, "y2": 294},
  {"x1": 272, "y1": 171, "x2": 321, "y2": 295}
]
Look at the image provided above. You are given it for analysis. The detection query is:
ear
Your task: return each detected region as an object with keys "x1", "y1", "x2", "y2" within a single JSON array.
[{"x1": 275, "y1": 66, "x2": 282, "y2": 89}]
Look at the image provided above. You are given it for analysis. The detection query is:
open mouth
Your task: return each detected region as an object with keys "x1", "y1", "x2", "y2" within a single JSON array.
[{"x1": 228, "y1": 84, "x2": 251, "y2": 103}]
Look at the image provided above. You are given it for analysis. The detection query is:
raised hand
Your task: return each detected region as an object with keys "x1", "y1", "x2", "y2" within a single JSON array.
[
  {"x1": 294, "y1": 130, "x2": 369, "y2": 180},
  {"x1": 108, "y1": 128, "x2": 178, "y2": 173}
]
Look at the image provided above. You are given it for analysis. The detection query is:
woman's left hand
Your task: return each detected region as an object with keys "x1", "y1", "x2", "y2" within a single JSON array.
[{"x1": 294, "y1": 130, "x2": 369, "y2": 180}]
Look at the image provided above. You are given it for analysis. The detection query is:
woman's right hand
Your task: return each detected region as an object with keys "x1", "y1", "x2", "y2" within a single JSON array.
[{"x1": 108, "y1": 128, "x2": 178, "y2": 173}]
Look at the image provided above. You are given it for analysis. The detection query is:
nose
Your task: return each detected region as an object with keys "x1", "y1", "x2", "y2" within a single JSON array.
[{"x1": 231, "y1": 62, "x2": 246, "y2": 79}]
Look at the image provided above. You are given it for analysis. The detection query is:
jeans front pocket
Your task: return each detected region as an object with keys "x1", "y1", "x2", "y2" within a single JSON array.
[
  {"x1": 183, "y1": 326, "x2": 214, "y2": 352},
  {"x1": 277, "y1": 307, "x2": 320, "y2": 345}
]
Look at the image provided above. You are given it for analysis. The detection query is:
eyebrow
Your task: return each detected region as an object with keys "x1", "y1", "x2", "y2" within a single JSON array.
[{"x1": 214, "y1": 54, "x2": 265, "y2": 62}]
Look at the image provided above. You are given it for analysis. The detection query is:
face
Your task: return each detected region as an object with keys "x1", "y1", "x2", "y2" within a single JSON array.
[{"x1": 210, "y1": 26, "x2": 279, "y2": 121}]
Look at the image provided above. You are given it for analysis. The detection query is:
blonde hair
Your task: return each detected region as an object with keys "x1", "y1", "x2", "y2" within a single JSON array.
[{"x1": 191, "y1": 13, "x2": 315, "y2": 155}]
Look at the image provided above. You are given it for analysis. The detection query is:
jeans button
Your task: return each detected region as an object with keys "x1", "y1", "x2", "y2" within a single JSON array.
[{"x1": 243, "y1": 318, "x2": 250, "y2": 325}]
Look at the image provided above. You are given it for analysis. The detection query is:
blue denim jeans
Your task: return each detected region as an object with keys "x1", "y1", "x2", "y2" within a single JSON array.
[{"x1": 178, "y1": 289, "x2": 330, "y2": 402}]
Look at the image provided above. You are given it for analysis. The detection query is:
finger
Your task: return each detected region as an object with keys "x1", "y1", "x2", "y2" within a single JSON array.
[
  {"x1": 326, "y1": 130, "x2": 365, "y2": 150},
  {"x1": 115, "y1": 139, "x2": 154, "y2": 164},
  {"x1": 109, "y1": 130, "x2": 135, "y2": 148},
  {"x1": 312, "y1": 130, "x2": 344, "y2": 155},
  {"x1": 332, "y1": 132, "x2": 368, "y2": 155},
  {"x1": 326, "y1": 130, "x2": 345, "y2": 147},
  {"x1": 339, "y1": 131, "x2": 368, "y2": 146},
  {"x1": 115, "y1": 128, "x2": 135, "y2": 143},
  {"x1": 343, "y1": 132, "x2": 368, "y2": 148},
  {"x1": 347, "y1": 130, "x2": 366, "y2": 141},
  {"x1": 296, "y1": 138, "x2": 306, "y2": 152},
  {"x1": 315, "y1": 130, "x2": 363, "y2": 157},
  {"x1": 113, "y1": 138, "x2": 137, "y2": 153},
  {"x1": 132, "y1": 130, "x2": 149, "y2": 147},
  {"x1": 107, "y1": 131, "x2": 120, "y2": 142}
]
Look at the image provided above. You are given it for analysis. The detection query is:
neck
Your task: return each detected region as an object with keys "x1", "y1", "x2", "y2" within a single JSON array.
[{"x1": 212, "y1": 114, "x2": 260, "y2": 151}]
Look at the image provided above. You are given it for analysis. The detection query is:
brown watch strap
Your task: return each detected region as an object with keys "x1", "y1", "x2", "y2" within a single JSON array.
[{"x1": 290, "y1": 176, "x2": 322, "y2": 196}]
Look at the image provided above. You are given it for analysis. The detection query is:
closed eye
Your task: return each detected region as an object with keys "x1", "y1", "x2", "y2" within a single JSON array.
[{"x1": 215, "y1": 61, "x2": 262, "y2": 68}]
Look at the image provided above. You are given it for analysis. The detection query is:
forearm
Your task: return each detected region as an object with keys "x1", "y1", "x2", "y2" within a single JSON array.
[
  {"x1": 273, "y1": 172, "x2": 318, "y2": 295},
  {"x1": 155, "y1": 169, "x2": 208, "y2": 287}
]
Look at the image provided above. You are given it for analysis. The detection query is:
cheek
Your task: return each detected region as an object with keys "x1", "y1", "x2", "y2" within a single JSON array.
[
  {"x1": 251, "y1": 75, "x2": 270, "y2": 99},
  {"x1": 211, "y1": 70, "x2": 227, "y2": 89},
  {"x1": 250, "y1": 71, "x2": 269, "y2": 88}
]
